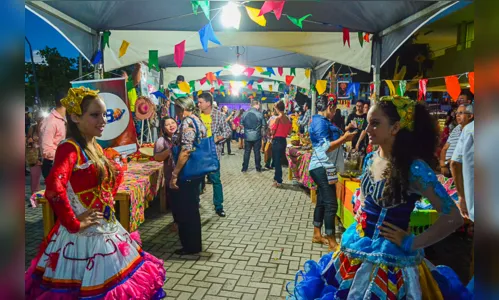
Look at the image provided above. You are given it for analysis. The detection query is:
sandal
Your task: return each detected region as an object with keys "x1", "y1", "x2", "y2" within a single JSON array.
[
  {"x1": 327, "y1": 243, "x2": 340, "y2": 252},
  {"x1": 312, "y1": 236, "x2": 329, "y2": 245},
  {"x1": 272, "y1": 181, "x2": 282, "y2": 188}
]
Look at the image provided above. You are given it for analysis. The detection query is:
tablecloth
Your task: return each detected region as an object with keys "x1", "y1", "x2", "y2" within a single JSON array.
[
  {"x1": 285, "y1": 146, "x2": 316, "y2": 190},
  {"x1": 30, "y1": 160, "x2": 164, "y2": 232}
]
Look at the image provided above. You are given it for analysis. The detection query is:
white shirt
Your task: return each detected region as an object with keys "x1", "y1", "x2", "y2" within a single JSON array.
[
  {"x1": 446, "y1": 124, "x2": 462, "y2": 161},
  {"x1": 451, "y1": 121, "x2": 474, "y2": 221}
]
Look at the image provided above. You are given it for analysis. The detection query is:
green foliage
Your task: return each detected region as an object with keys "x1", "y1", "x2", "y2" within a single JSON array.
[{"x1": 25, "y1": 47, "x2": 93, "y2": 107}]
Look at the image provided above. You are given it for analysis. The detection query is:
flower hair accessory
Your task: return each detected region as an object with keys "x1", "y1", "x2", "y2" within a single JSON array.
[
  {"x1": 379, "y1": 95, "x2": 416, "y2": 131},
  {"x1": 327, "y1": 93, "x2": 337, "y2": 107},
  {"x1": 61, "y1": 87, "x2": 100, "y2": 115}
]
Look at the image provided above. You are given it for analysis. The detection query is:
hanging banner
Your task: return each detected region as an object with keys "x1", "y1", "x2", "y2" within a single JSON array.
[
  {"x1": 138, "y1": 62, "x2": 160, "y2": 105},
  {"x1": 337, "y1": 81, "x2": 352, "y2": 99},
  {"x1": 71, "y1": 78, "x2": 138, "y2": 155}
]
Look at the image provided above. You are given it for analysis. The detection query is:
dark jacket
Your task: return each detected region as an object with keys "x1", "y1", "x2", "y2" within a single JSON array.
[{"x1": 242, "y1": 108, "x2": 266, "y2": 142}]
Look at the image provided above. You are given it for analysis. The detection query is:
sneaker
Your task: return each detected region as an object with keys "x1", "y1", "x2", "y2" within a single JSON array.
[
  {"x1": 216, "y1": 210, "x2": 226, "y2": 217},
  {"x1": 241, "y1": 169, "x2": 248, "y2": 173},
  {"x1": 221, "y1": 152, "x2": 225, "y2": 156}
]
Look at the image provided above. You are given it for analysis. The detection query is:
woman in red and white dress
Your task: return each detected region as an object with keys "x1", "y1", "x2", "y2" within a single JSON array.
[{"x1": 25, "y1": 87, "x2": 166, "y2": 299}]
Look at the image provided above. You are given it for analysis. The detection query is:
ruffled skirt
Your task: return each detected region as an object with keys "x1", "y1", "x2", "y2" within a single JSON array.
[
  {"x1": 286, "y1": 224, "x2": 473, "y2": 300},
  {"x1": 25, "y1": 223, "x2": 166, "y2": 299}
]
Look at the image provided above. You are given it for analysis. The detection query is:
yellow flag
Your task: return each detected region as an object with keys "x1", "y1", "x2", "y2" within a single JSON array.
[
  {"x1": 119, "y1": 40, "x2": 130, "y2": 58},
  {"x1": 221, "y1": 91, "x2": 226, "y2": 97},
  {"x1": 262, "y1": 97, "x2": 267, "y2": 101},
  {"x1": 242, "y1": 80, "x2": 247, "y2": 86},
  {"x1": 245, "y1": 6, "x2": 266, "y2": 27},
  {"x1": 229, "y1": 80, "x2": 235, "y2": 86},
  {"x1": 255, "y1": 67, "x2": 264, "y2": 73},
  {"x1": 269, "y1": 84, "x2": 273, "y2": 91},
  {"x1": 315, "y1": 80, "x2": 327, "y2": 95},
  {"x1": 253, "y1": 92, "x2": 257, "y2": 97},
  {"x1": 385, "y1": 80, "x2": 396, "y2": 96},
  {"x1": 197, "y1": 90, "x2": 203, "y2": 96},
  {"x1": 305, "y1": 69, "x2": 311, "y2": 79},
  {"x1": 179, "y1": 81, "x2": 191, "y2": 93}
]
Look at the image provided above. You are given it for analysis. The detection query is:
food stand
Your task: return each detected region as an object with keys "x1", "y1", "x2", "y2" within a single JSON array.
[{"x1": 31, "y1": 160, "x2": 165, "y2": 236}]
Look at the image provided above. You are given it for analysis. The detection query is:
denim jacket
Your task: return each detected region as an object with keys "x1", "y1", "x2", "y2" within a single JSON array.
[{"x1": 309, "y1": 114, "x2": 344, "y2": 172}]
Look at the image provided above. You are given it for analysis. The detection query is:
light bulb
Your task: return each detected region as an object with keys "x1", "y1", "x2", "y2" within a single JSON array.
[
  {"x1": 221, "y1": 2, "x2": 241, "y2": 29},
  {"x1": 231, "y1": 64, "x2": 245, "y2": 76}
]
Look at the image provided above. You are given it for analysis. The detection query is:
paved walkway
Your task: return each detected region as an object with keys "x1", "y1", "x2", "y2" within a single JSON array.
[{"x1": 25, "y1": 144, "x2": 335, "y2": 299}]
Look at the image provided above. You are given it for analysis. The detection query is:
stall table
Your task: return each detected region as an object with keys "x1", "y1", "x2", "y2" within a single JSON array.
[
  {"x1": 31, "y1": 160, "x2": 165, "y2": 237},
  {"x1": 336, "y1": 175, "x2": 440, "y2": 235},
  {"x1": 285, "y1": 146, "x2": 317, "y2": 203}
]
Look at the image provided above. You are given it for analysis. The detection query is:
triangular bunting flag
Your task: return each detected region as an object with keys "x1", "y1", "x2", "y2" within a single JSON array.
[
  {"x1": 245, "y1": 6, "x2": 266, "y2": 27},
  {"x1": 192, "y1": 0, "x2": 210, "y2": 19},
  {"x1": 148, "y1": 50, "x2": 159, "y2": 71},
  {"x1": 258, "y1": 0, "x2": 286, "y2": 20},
  {"x1": 91, "y1": 50, "x2": 102, "y2": 65},
  {"x1": 102, "y1": 31, "x2": 111, "y2": 48},
  {"x1": 199, "y1": 23, "x2": 221, "y2": 52},
  {"x1": 385, "y1": 80, "x2": 396, "y2": 96},
  {"x1": 258, "y1": 85, "x2": 263, "y2": 91},
  {"x1": 290, "y1": 68, "x2": 296, "y2": 76},
  {"x1": 285, "y1": 75, "x2": 294, "y2": 86},
  {"x1": 418, "y1": 79, "x2": 428, "y2": 101},
  {"x1": 221, "y1": 92, "x2": 226, "y2": 97},
  {"x1": 217, "y1": 78, "x2": 224, "y2": 86},
  {"x1": 197, "y1": 90, "x2": 203, "y2": 96},
  {"x1": 244, "y1": 67, "x2": 255, "y2": 77},
  {"x1": 358, "y1": 32, "x2": 364, "y2": 48},
  {"x1": 178, "y1": 81, "x2": 191, "y2": 94},
  {"x1": 445, "y1": 76, "x2": 461, "y2": 101},
  {"x1": 277, "y1": 67, "x2": 284, "y2": 76},
  {"x1": 286, "y1": 14, "x2": 312, "y2": 29},
  {"x1": 257, "y1": 78, "x2": 264, "y2": 83},
  {"x1": 253, "y1": 92, "x2": 257, "y2": 97},
  {"x1": 398, "y1": 80, "x2": 407, "y2": 96},
  {"x1": 342, "y1": 27, "x2": 350, "y2": 47},
  {"x1": 269, "y1": 85, "x2": 273, "y2": 91},
  {"x1": 151, "y1": 90, "x2": 167, "y2": 99},
  {"x1": 200, "y1": 77, "x2": 207, "y2": 85},
  {"x1": 189, "y1": 80, "x2": 196, "y2": 92},
  {"x1": 266, "y1": 67, "x2": 275, "y2": 76},
  {"x1": 261, "y1": 71, "x2": 271, "y2": 77},
  {"x1": 305, "y1": 69, "x2": 311, "y2": 79},
  {"x1": 214, "y1": 70, "x2": 223, "y2": 77},
  {"x1": 210, "y1": 87, "x2": 215, "y2": 93},
  {"x1": 255, "y1": 66, "x2": 264, "y2": 73},
  {"x1": 174, "y1": 40, "x2": 186, "y2": 68},
  {"x1": 316, "y1": 80, "x2": 327, "y2": 95},
  {"x1": 220, "y1": 85, "x2": 225, "y2": 92},
  {"x1": 118, "y1": 40, "x2": 130, "y2": 58},
  {"x1": 364, "y1": 33, "x2": 370, "y2": 42},
  {"x1": 468, "y1": 72, "x2": 474, "y2": 94},
  {"x1": 206, "y1": 72, "x2": 216, "y2": 85}
]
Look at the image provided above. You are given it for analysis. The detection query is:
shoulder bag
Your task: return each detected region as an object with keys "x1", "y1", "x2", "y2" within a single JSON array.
[{"x1": 172, "y1": 117, "x2": 220, "y2": 182}]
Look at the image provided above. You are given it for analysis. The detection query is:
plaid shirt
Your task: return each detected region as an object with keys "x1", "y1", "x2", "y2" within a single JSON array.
[{"x1": 209, "y1": 108, "x2": 232, "y2": 159}]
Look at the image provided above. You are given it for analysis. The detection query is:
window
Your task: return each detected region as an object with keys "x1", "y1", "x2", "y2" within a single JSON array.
[{"x1": 466, "y1": 22, "x2": 474, "y2": 49}]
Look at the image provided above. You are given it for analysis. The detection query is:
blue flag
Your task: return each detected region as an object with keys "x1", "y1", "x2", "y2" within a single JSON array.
[
  {"x1": 91, "y1": 50, "x2": 102, "y2": 65},
  {"x1": 199, "y1": 23, "x2": 221, "y2": 52},
  {"x1": 151, "y1": 90, "x2": 167, "y2": 99}
]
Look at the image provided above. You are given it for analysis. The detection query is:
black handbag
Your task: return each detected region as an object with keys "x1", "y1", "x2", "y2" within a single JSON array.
[{"x1": 173, "y1": 117, "x2": 220, "y2": 181}]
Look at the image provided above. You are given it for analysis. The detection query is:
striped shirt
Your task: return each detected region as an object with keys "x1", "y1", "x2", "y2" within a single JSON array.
[{"x1": 445, "y1": 124, "x2": 462, "y2": 160}]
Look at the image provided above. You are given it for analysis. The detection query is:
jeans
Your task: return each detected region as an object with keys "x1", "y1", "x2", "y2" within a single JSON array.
[
  {"x1": 242, "y1": 139, "x2": 262, "y2": 171},
  {"x1": 222, "y1": 138, "x2": 231, "y2": 154},
  {"x1": 42, "y1": 159, "x2": 53, "y2": 179},
  {"x1": 272, "y1": 137, "x2": 287, "y2": 184},
  {"x1": 232, "y1": 130, "x2": 238, "y2": 142},
  {"x1": 170, "y1": 178, "x2": 203, "y2": 253},
  {"x1": 207, "y1": 169, "x2": 224, "y2": 211},
  {"x1": 309, "y1": 167, "x2": 338, "y2": 236}
]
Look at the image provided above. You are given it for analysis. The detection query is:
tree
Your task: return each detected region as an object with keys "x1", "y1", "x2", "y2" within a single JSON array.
[{"x1": 25, "y1": 47, "x2": 93, "y2": 107}]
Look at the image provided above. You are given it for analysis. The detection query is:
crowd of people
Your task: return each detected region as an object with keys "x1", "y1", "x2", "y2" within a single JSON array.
[{"x1": 25, "y1": 76, "x2": 474, "y2": 298}]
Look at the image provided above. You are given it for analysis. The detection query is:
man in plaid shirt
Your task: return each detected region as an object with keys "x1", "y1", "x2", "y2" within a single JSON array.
[{"x1": 198, "y1": 92, "x2": 232, "y2": 217}]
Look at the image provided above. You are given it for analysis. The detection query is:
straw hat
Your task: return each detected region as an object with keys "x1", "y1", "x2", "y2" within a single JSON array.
[{"x1": 135, "y1": 97, "x2": 155, "y2": 120}]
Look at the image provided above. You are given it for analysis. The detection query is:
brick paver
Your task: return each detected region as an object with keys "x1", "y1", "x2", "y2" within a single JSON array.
[{"x1": 25, "y1": 144, "x2": 333, "y2": 299}]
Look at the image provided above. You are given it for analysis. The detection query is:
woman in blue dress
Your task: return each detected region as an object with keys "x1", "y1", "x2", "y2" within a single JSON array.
[{"x1": 287, "y1": 96, "x2": 472, "y2": 299}]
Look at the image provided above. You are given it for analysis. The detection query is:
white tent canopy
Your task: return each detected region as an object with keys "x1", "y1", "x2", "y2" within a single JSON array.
[
  {"x1": 104, "y1": 30, "x2": 371, "y2": 72},
  {"x1": 163, "y1": 66, "x2": 310, "y2": 90}
]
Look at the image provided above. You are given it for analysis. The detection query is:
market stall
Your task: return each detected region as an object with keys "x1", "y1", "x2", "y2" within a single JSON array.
[{"x1": 30, "y1": 160, "x2": 165, "y2": 236}]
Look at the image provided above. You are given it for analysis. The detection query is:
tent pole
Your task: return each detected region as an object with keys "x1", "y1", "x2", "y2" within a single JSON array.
[
  {"x1": 310, "y1": 70, "x2": 316, "y2": 116},
  {"x1": 373, "y1": 34, "x2": 382, "y2": 102}
]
